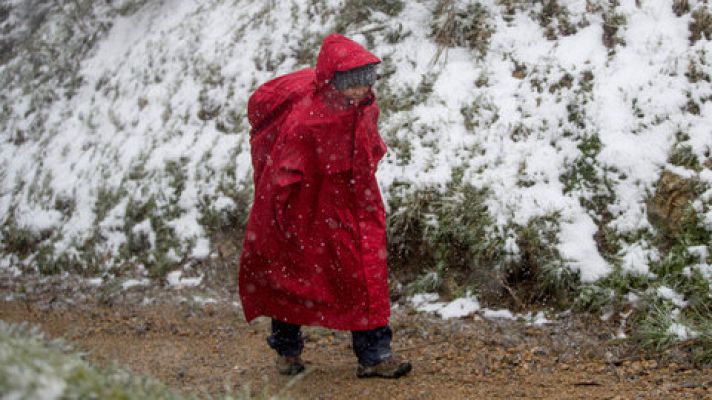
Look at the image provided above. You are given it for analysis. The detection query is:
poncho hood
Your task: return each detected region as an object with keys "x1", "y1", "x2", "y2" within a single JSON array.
[{"x1": 315, "y1": 33, "x2": 381, "y2": 91}]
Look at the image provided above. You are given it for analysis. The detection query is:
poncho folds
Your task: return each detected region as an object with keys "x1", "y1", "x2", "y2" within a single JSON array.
[{"x1": 239, "y1": 34, "x2": 390, "y2": 331}]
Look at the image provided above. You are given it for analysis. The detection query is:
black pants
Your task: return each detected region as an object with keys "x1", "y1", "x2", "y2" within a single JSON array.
[{"x1": 267, "y1": 319, "x2": 393, "y2": 366}]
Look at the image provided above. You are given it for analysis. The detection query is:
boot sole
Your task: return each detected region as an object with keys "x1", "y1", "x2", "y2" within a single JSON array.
[
  {"x1": 278, "y1": 364, "x2": 306, "y2": 376},
  {"x1": 356, "y1": 362, "x2": 412, "y2": 379}
]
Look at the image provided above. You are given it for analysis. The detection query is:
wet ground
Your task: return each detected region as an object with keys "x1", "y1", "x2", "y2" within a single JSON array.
[{"x1": 2, "y1": 277, "x2": 712, "y2": 400}]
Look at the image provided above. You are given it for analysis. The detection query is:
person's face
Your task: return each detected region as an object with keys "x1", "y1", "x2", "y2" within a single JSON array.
[{"x1": 340, "y1": 85, "x2": 371, "y2": 101}]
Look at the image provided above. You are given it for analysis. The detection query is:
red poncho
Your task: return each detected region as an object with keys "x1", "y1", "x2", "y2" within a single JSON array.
[{"x1": 239, "y1": 34, "x2": 390, "y2": 330}]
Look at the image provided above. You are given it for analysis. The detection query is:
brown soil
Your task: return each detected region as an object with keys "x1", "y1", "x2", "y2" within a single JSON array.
[
  {"x1": 2, "y1": 294, "x2": 712, "y2": 400},
  {"x1": 1, "y1": 264, "x2": 711, "y2": 400}
]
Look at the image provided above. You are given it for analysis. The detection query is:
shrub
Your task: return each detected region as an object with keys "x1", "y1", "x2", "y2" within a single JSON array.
[
  {"x1": 504, "y1": 214, "x2": 578, "y2": 306},
  {"x1": 690, "y1": 5, "x2": 712, "y2": 43},
  {"x1": 430, "y1": 0, "x2": 493, "y2": 60},
  {"x1": 0, "y1": 0, "x2": 54, "y2": 65},
  {"x1": 388, "y1": 186, "x2": 439, "y2": 274},
  {"x1": 94, "y1": 186, "x2": 127, "y2": 224},
  {"x1": 632, "y1": 297, "x2": 712, "y2": 365},
  {"x1": 574, "y1": 284, "x2": 615, "y2": 313},
  {"x1": 686, "y1": 59, "x2": 711, "y2": 84},
  {"x1": 594, "y1": 178, "x2": 712, "y2": 363},
  {"x1": 34, "y1": 243, "x2": 65, "y2": 275},
  {"x1": 668, "y1": 144, "x2": 700, "y2": 170},
  {"x1": 334, "y1": 0, "x2": 404, "y2": 33},
  {"x1": 376, "y1": 54, "x2": 437, "y2": 118},
  {"x1": 686, "y1": 308, "x2": 712, "y2": 364},
  {"x1": 0, "y1": 220, "x2": 44, "y2": 259},
  {"x1": 672, "y1": 0, "x2": 690, "y2": 17},
  {"x1": 560, "y1": 133, "x2": 619, "y2": 260},
  {"x1": 290, "y1": 30, "x2": 324, "y2": 67},
  {"x1": 602, "y1": 6, "x2": 626, "y2": 51},
  {"x1": 198, "y1": 146, "x2": 254, "y2": 237},
  {"x1": 381, "y1": 118, "x2": 416, "y2": 165},
  {"x1": 535, "y1": 0, "x2": 578, "y2": 40},
  {"x1": 387, "y1": 184, "x2": 494, "y2": 297},
  {"x1": 404, "y1": 271, "x2": 443, "y2": 296},
  {"x1": 460, "y1": 95, "x2": 499, "y2": 132},
  {"x1": 118, "y1": 195, "x2": 183, "y2": 279},
  {"x1": 198, "y1": 189, "x2": 251, "y2": 236},
  {"x1": 388, "y1": 182, "x2": 574, "y2": 307},
  {"x1": 560, "y1": 133, "x2": 603, "y2": 192},
  {"x1": 632, "y1": 300, "x2": 681, "y2": 353}
]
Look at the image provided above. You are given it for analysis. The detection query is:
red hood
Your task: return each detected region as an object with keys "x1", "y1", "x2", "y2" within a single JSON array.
[{"x1": 315, "y1": 33, "x2": 381, "y2": 91}]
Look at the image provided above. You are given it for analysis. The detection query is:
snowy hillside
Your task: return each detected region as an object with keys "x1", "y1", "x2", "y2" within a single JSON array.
[{"x1": 1, "y1": 0, "x2": 711, "y2": 318}]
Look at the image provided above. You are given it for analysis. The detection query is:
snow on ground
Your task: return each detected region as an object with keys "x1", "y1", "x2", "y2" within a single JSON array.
[
  {"x1": 410, "y1": 293, "x2": 553, "y2": 324},
  {"x1": 656, "y1": 286, "x2": 689, "y2": 308},
  {"x1": 121, "y1": 278, "x2": 151, "y2": 290},
  {"x1": 528, "y1": 311, "x2": 553, "y2": 327},
  {"x1": 668, "y1": 322, "x2": 697, "y2": 340},
  {"x1": 482, "y1": 309, "x2": 515, "y2": 320},
  {"x1": 166, "y1": 270, "x2": 203, "y2": 289},
  {"x1": 190, "y1": 295, "x2": 217, "y2": 306},
  {"x1": 86, "y1": 277, "x2": 103, "y2": 287},
  {"x1": 411, "y1": 293, "x2": 480, "y2": 319}
]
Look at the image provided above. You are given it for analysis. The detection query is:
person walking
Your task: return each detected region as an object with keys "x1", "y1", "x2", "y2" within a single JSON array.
[{"x1": 239, "y1": 33, "x2": 411, "y2": 379}]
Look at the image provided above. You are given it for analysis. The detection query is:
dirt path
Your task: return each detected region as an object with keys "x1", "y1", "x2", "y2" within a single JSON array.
[{"x1": 2, "y1": 298, "x2": 711, "y2": 400}]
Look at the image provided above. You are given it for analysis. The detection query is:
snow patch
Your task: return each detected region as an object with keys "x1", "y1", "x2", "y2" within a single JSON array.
[
  {"x1": 621, "y1": 243, "x2": 659, "y2": 276},
  {"x1": 410, "y1": 293, "x2": 480, "y2": 319},
  {"x1": 166, "y1": 270, "x2": 203, "y2": 288},
  {"x1": 121, "y1": 278, "x2": 151, "y2": 290},
  {"x1": 86, "y1": 278, "x2": 103, "y2": 287},
  {"x1": 15, "y1": 208, "x2": 64, "y2": 233},
  {"x1": 668, "y1": 322, "x2": 697, "y2": 340},
  {"x1": 559, "y1": 216, "x2": 611, "y2": 282},
  {"x1": 657, "y1": 286, "x2": 688, "y2": 308},
  {"x1": 527, "y1": 311, "x2": 552, "y2": 327},
  {"x1": 191, "y1": 238, "x2": 211, "y2": 260},
  {"x1": 482, "y1": 309, "x2": 515, "y2": 320},
  {"x1": 191, "y1": 295, "x2": 217, "y2": 306}
]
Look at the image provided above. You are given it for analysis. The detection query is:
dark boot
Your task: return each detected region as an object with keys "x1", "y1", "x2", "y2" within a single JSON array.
[
  {"x1": 352, "y1": 325, "x2": 411, "y2": 378},
  {"x1": 268, "y1": 319, "x2": 305, "y2": 375},
  {"x1": 357, "y1": 355, "x2": 412, "y2": 379},
  {"x1": 276, "y1": 355, "x2": 306, "y2": 376}
]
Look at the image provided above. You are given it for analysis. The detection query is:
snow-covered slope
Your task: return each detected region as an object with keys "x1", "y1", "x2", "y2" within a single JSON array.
[{"x1": 1, "y1": 0, "x2": 711, "y2": 287}]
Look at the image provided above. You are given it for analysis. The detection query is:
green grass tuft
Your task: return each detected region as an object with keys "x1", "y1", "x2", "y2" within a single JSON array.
[
  {"x1": 668, "y1": 144, "x2": 700, "y2": 170},
  {"x1": 632, "y1": 300, "x2": 680, "y2": 353},
  {"x1": 573, "y1": 284, "x2": 615, "y2": 313}
]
